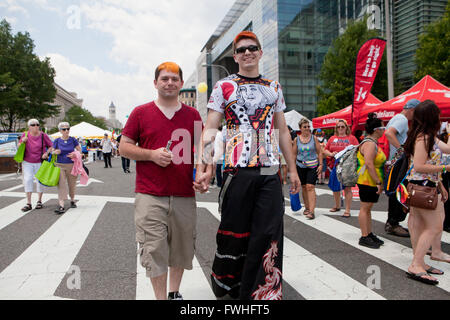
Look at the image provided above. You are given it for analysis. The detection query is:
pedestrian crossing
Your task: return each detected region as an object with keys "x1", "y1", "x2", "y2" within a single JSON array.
[{"x1": 0, "y1": 192, "x2": 449, "y2": 300}]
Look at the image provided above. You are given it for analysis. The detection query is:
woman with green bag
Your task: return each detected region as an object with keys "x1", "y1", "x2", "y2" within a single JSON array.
[
  {"x1": 52, "y1": 122, "x2": 82, "y2": 214},
  {"x1": 18, "y1": 119, "x2": 54, "y2": 212}
]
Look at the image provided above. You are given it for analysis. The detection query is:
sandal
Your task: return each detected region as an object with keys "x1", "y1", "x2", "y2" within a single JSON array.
[
  {"x1": 35, "y1": 201, "x2": 43, "y2": 209},
  {"x1": 426, "y1": 266, "x2": 444, "y2": 275},
  {"x1": 406, "y1": 271, "x2": 438, "y2": 285},
  {"x1": 306, "y1": 212, "x2": 315, "y2": 220},
  {"x1": 303, "y1": 209, "x2": 310, "y2": 216},
  {"x1": 21, "y1": 203, "x2": 32, "y2": 212},
  {"x1": 430, "y1": 254, "x2": 450, "y2": 264},
  {"x1": 342, "y1": 211, "x2": 351, "y2": 218},
  {"x1": 329, "y1": 207, "x2": 341, "y2": 212},
  {"x1": 54, "y1": 206, "x2": 65, "y2": 214}
]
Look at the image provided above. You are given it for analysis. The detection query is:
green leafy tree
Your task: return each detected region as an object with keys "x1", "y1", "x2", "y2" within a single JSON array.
[
  {"x1": 0, "y1": 19, "x2": 59, "y2": 132},
  {"x1": 317, "y1": 17, "x2": 402, "y2": 117},
  {"x1": 64, "y1": 105, "x2": 108, "y2": 130},
  {"x1": 415, "y1": 2, "x2": 450, "y2": 84}
]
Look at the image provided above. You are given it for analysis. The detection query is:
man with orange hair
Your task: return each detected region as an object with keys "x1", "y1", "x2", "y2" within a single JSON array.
[
  {"x1": 120, "y1": 62, "x2": 202, "y2": 300},
  {"x1": 195, "y1": 31, "x2": 300, "y2": 300}
]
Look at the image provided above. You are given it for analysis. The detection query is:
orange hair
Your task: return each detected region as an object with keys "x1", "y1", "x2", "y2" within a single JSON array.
[
  {"x1": 154, "y1": 61, "x2": 183, "y2": 81},
  {"x1": 233, "y1": 31, "x2": 261, "y2": 52}
]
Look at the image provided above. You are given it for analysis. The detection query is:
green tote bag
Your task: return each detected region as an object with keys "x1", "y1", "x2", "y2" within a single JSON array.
[
  {"x1": 35, "y1": 155, "x2": 60, "y2": 187},
  {"x1": 13, "y1": 132, "x2": 28, "y2": 163}
]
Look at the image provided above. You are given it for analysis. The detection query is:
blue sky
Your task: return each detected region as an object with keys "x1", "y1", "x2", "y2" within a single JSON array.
[{"x1": 0, "y1": 0, "x2": 236, "y2": 125}]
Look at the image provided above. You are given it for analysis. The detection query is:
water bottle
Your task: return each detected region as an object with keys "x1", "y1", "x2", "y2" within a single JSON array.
[
  {"x1": 290, "y1": 192, "x2": 302, "y2": 212},
  {"x1": 193, "y1": 168, "x2": 196, "y2": 181}
]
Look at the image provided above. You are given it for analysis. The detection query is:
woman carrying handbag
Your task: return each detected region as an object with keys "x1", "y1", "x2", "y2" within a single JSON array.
[
  {"x1": 403, "y1": 100, "x2": 450, "y2": 285},
  {"x1": 18, "y1": 119, "x2": 53, "y2": 212}
]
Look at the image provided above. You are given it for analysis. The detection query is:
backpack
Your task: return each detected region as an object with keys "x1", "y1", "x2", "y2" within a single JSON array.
[
  {"x1": 336, "y1": 138, "x2": 375, "y2": 187},
  {"x1": 384, "y1": 149, "x2": 409, "y2": 196},
  {"x1": 377, "y1": 132, "x2": 390, "y2": 159}
]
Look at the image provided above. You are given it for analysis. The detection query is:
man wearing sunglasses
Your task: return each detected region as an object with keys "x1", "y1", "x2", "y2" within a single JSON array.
[{"x1": 194, "y1": 31, "x2": 300, "y2": 300}]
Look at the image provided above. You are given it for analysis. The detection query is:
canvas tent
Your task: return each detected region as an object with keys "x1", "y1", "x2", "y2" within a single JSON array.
[
  {"x1": 312, "y1": 93, "x2": 383, "y2": 129},
  {"x1": 50, "y1": 122, "x2": 112, "y2": 140},
  {"x1": 356, "y1": 75, "x2": 450, "y2": 126},
  {"x1": 284, "y1": 110, "x2": 312, "y2": 131}
]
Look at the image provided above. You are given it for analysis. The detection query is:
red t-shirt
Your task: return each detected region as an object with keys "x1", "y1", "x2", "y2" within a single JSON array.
[
  {"x1": 121, "y1": 101, "x2": 203, "y2": 197},
  {"x1": 325, "y1": 134, "x2": 359, "y2": 168}
]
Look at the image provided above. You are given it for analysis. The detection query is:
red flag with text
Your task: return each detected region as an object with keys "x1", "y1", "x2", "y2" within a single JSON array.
[{"x1": 351, "y1": 38, "x2": 386, "y2": 134}]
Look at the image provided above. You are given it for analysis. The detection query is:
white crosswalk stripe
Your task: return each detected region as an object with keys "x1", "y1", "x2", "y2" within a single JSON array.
[
  {"x1": 0, "y1": 197, "x2": 106, "y2": 299},
  {"x1": 0, "y1": 194, "x2": 449, "y2": 300},
  {"x1": 197, "y1": 202, "x2": 384, "y2": 300}
]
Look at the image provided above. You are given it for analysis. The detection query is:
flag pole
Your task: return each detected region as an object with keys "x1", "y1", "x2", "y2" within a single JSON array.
[{"x1": 384, "y1": 0, "x2": 394, "y2": 99}]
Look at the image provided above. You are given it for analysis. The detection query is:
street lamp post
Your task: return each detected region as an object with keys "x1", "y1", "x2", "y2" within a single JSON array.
[{"x1": 201, "y1": 63, "x2": 230, "y2": 76}]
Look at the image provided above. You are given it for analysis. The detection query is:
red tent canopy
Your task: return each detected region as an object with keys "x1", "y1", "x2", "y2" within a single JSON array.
[
  {"x1": 357, "y1": 75, "x2": 450, "y2": 126},
  {"x1": 312, "y1": 93, "x2": 383, "y2": 129}
]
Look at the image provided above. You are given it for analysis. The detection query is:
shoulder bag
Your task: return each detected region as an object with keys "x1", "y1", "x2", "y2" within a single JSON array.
[
  {"x1": 406, "y1": 182, "x2": 438, "y2": 211},
  {"x1": 35, "y1": 155, "x2": 61, "y2": 187},
  {"x1": 14, "y1": 132, "x2": 28, "y2": 163}
]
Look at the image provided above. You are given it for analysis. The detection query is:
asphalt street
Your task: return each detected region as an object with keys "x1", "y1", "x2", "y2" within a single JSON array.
[{"x1": 0, "y1": 156, "x2": 449, "y2": 300}]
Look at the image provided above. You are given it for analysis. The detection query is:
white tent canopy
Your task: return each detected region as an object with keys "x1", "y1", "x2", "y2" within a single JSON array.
[
  {"x1": 50, "y1": 122, "x2": 112, "y2": 140},
  {"x1": 284, "y1": 110, "x2": 312, "y2": 131}
]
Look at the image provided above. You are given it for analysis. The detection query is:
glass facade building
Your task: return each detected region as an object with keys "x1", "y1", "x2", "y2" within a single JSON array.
[
  {"x1": 277, "y1": 0, "x2": 386, "y2": 119},
  {"x1": 198, "y1": 0, "x2": 444, "y2": 120},
  {"x1": 393, "y1": 0, "x2": 447, "y2": 88}
]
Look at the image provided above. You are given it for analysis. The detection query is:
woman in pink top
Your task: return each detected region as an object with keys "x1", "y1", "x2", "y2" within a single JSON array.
[
  {"x1": 18, "y1": 119, "x2": 53, "y2": 212},
  {"x1": 323, "y1": 119, "x2": 359, "y2": 217}
]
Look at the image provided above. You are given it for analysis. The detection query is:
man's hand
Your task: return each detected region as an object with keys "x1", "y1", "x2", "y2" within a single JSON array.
[
  {"x1": 289, "y1": 170, "x2": 301, "y2": 194},
  {"x1": 151, "y1": 147, "x2": 173, "y2": 167},
  {"x1": 193, "y1": 166, "x2": 213, "y2": 193}
]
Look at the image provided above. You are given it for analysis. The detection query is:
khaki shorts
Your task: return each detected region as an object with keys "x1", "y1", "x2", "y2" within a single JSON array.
[{"x1": 135, "y1": 193, "x2": 197, "y2": 278}]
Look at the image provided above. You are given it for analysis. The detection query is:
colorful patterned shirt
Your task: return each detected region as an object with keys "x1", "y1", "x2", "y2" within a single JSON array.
[
  {"x1": 207, "y1": 74, "x2": 286, "y2": 168},
  {"x1": 356, "y1": 140, "x2": 386, "y2": 187}
]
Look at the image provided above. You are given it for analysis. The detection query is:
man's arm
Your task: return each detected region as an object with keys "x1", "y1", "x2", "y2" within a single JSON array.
[
  {"x1": 193, "y1": 110, "x2": 223, "y2": 193},
  {"x1": 273, "y1": 112, "x2": 300, "y2": 194},
  {"x1": 384, "y1": 127, "x2": 401, "y2": 149},
  {"x1": 118, "y1": 135, "x2": 172, "y2": 167}
]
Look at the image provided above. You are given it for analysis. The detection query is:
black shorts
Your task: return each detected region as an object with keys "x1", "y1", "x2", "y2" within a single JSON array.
[
  {"x1": 357, "y1": 184, "x2": 380, "y2": 203},
  {"x1": 296, "y1": 166, "x2": 318, "y2": 185}
]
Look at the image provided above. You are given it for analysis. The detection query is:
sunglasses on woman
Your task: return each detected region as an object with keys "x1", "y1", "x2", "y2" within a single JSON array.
[
  {"x1": 337, "y1": 126, "x2": 346, "y2": 129},
  {"x1": 61, "y1": 128, "x2": 70, "y2": 131},
  {"x1": 29, "y1": 124, "x2": 39, "y2": 127}
]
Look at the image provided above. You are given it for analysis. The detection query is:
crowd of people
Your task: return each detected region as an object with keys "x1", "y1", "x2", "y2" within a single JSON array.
[{"x1": 13, "y1": 30, "x2": 450, "y2": 300}]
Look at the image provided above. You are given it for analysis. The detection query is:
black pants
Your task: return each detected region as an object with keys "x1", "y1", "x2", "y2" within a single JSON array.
[
  {"x1": 211, "y1": 167, "x2": 284, "y2": 300},
  {"x1": 103, "y1": 152, "x2": 112, "y2": 168},
  {"x1": 387, "y1": 192, "x2": 407, "y2": 226},
  {"x1": 443, "y1": 172, "x2": 450, "y2": 229},
  {"x1": 216, "y1": 164, "x2": 223, "y2": 187},
  {"x1": 121, "y1": 157, "x2": 130, "y2": 172}
]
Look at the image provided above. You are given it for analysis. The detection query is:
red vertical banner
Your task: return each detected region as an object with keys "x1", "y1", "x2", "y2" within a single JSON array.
[{"x1": 351, "y1": 38, "x2": 386, "y2": 134}]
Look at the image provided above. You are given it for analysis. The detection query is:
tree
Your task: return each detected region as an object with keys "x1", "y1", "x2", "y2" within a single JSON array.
[
  {"x1": 63, "y1": 105, "x2": 108, "y2": 130},
  {"x1": 0, "y1": 19, "x2": 59, "y2": 132},
  {"x1": 415, "y1": 2, "x2": 450, "y2": 84},
  {"x1": 317, "y1": 17, "x2": 401, "y2": 117}
]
